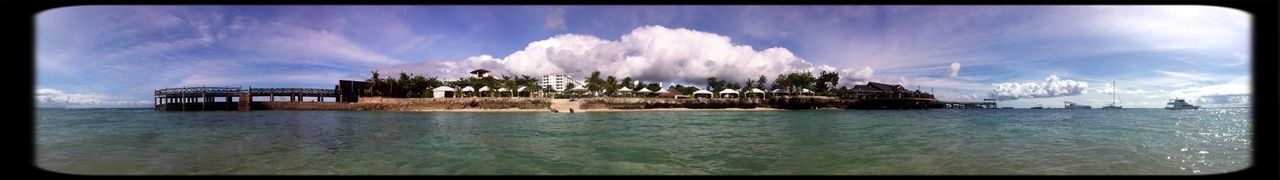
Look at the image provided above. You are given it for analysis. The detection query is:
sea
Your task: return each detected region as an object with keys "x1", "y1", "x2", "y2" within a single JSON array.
[{"x1": 34, "y1": 108, "x2": 1253, "y2": 175}]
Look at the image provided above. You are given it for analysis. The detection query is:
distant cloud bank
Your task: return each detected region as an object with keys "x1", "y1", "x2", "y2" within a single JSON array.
[
  {"x1": 989, "y1": 75, "x2": 1089, "y2": 100},
  {"x1": 36, "y1": 88, "x2": 150, "y2": 108}
]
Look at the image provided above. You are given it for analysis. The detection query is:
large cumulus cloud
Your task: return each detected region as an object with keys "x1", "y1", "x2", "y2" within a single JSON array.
[
  {"x1": 377, "y1": 25, "x2": 871, "y2": 85},
  {"x1": 988, "y1": 75, "x2": 1089, "y2": 100}
]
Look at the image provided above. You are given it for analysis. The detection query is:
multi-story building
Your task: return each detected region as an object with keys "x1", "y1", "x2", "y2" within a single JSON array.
[{"x1": 540, "y1": 74, "x2": 586, "y2": 92}]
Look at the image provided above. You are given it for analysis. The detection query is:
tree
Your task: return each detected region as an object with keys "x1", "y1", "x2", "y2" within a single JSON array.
[
  {"x1": 621, "y1": 77, "x2": 633, "y2": 89},
  {"x1": 756, "y1": 75, "x2": 768, "y2": 90},
  {"x1": 816, "y1": 71, "x2": 840, "y2": 96},
  {"x1": 367, "y1": 71, "x2": 382, "y2": 96},
  {"x1": 564, "y1": 83, "x2": 577, "y2": 98},
  {"x1": 604, "y1": 76, "x2": 618, "y2": 96},
  {"x1": 587, "y1": 71, "x2": 602, "y2": 96}
]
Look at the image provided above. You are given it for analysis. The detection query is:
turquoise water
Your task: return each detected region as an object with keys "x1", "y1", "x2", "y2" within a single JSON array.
[{"x1": 35, "y1": 108, "x2": 1252, "y2": 175}]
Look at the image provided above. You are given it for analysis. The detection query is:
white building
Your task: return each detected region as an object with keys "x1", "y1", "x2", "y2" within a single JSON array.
[{"x1": 540, "y1": 74, "x2": 587, "y2": 92}]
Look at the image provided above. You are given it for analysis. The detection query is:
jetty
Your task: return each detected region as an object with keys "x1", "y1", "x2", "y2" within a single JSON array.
[{"x1": 153, "y1": 86, "x2": 342, "y2": 111}]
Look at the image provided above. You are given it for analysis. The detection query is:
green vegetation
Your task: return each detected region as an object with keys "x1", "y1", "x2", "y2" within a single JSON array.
[{"x1": 359, "y1": 70, "x2": 925, "y2": 99}]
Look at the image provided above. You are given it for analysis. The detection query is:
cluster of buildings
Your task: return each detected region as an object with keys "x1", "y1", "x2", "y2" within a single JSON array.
[{"x1": 337, "y1": 69, "x2": 942, "y2": 101}]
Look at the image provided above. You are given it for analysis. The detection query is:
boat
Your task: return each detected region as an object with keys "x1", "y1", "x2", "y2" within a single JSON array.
[
  {"x1": 1030, "y1": 104, "x2": 1044, "y2": 109},
  {"x1": 1101, "y1": 81, "x2": 1123, "y2": 109},
  {"x1": 1165, "y1": 99, "x2": 1200, "y2": 110},
  {"x1": 1064, "y1": 101, "x2": 1092, "y2": 109}
]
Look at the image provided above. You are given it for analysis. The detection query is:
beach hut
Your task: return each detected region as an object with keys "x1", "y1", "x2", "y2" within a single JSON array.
[
  {"x1": 719, "y1": 89, "x2": 740, "y2": 98},
  {"x1": 461, "y1": 86, "x2": 475, "y2": 97},
  {"x1": 617, "y1": 87, "x2": 633, "y2": 97},
  {"x1": 516, "y1": 86, "x2": 528, "y2": 97},
  {"x1": 497, "y1": 87, "x2": 511, "y2": 97},
  {"x1": 657, "y1": 86, "x2": 684, "y2": 99},
  {"x1": 801, "y1": 88, "x2": 813, "y2": 95},
  {"x1": 748, "y1": 88, "x2": 766, "y2": 99},
  {"x1": 432, "y1": 86, "x2": 456, "y2": 98},
  {"x1": 692, "y1": 90, "x2": 713, "y2": 99},
  {"x1": 636, "y1": 87, "x2": 653, "y2": 97},
  {"x1": 771, "y1": 89, "x2": 787, "y2": 96},
  {"x1": 569, "y1": 85, "x2": 588, "y2": 98},
  {"x1": 478, "y1": 86, "x2": 492, "y2": 97}
]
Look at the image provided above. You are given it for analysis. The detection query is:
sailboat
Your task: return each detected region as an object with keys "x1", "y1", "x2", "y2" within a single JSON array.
[{"x1": 1101, "y1": 81, "x2": 1123, "y2": 109}]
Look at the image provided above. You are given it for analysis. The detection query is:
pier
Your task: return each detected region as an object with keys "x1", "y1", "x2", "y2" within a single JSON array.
[{"x1": 154, "y1": 86, "x2": 340, "y2": 111}]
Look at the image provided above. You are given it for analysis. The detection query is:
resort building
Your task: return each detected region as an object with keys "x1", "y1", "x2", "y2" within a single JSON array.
[
  {"x1": 539, "y1": 74, "x2": 588, "y2": 92},
  {"x1": 470, "y1": 69, "x2": 494, "y2": 79},
  {"x1": 850, "y1": 82, "x2": 934, "y2": 99}
]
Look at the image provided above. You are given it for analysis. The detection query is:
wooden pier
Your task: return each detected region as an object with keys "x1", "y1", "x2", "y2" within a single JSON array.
[{"x1": 154, "y1": 86, "x2": 340, "y2": 111}]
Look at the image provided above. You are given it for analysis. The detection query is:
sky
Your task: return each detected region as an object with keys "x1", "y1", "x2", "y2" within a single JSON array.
[{"x1": 36, "y1": 5, "x2": 1252, "y2": 108}]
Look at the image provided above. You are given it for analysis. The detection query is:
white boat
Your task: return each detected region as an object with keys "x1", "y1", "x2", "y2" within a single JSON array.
[
  {"x1": 1064, "y1": 101, "x2": 1092, "y2": 109},
  {"x1": 1165, "y1": 99, "x2": 1200, "y2": 110},
  {"x1": 1101, "y1": 81, "x2": 1123, "y2": 109}
]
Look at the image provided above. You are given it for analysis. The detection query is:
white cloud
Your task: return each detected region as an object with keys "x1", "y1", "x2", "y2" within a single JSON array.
[
  {"x1": 948, "y1": 62, "x2": 960, "y2": 78},
  {"x1": 838, "y1": 66, "x2": 874, "y2": 86},
  {"x1": 989, "y1": 75, "x2": 1089, "y2": 100},
  {"x1": 36, "y1": 88, "x2": 151, "y2": 108},
  {"x1": 378, "y1": 25, "x2": 848, "y2": 86}
]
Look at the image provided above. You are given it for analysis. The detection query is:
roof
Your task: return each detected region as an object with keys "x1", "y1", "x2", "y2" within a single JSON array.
[
  {"x1": 497, "y1": 87, "x2": 510, "y2": 92},
  {"x1": 516, "y1": 86, "x2": 527, "y2": 92},
  {"x1": 469, "y1": 69, "x2": 490, "y2": 74},
  {"x1": 433, "y1": 86, "x2": 456, "y2": 91},
  {"x1": 693, "y1": 90, "x2": 713, "y2": 95},
  {"x1": 661, "y1": 86, "x2": 683, "y2": 95},
  {"x1": 618, "y1": 87, "x2": 633, "y2": 92},
  {"x1": 637, "y1": 88, "x2": 653, "y2": 93},
  {"x1": 478, "y1": 86, "x2": 491, "y2": 91},
  {"x1": 461, "y1": 86, "x2": 475, "y2": 91},
  {"x1": 866, "y1": 82, "x2": 907, "y2": 93},
  {"x1": 719, "y1": 89, "x2": 739, "y2": 94},
  {"x1": 749, "y1": 88, "x2": 766, "y2": 93}
]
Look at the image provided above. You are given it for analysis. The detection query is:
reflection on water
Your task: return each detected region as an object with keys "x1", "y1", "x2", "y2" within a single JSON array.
[{"x1": 36, "y1": 108, "x2": 1251, "y2": 175}]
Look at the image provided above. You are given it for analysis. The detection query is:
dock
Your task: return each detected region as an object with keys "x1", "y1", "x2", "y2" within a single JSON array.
[{"x1": 154, "y1": 86, "x2": 342, "y2": 111}]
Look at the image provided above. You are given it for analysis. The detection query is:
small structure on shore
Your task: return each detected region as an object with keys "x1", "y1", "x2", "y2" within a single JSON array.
[
  {"x1": 617, "y1": 87, "x2": 633, "y2": 97},
  {"x1": 748, "y1": 88, "x2": 766, "y2": 99},
  {"x1": 478, "y1": 86, "x2": 492, "y2": 97},
  {"x1": 470, "y1": 69, "x2": 493, "y2": 79},
  {"x1": 637, "y1": 87, "x2": 653, "y2": 97},
  {"x1": 719, "y1": 89, "x2": 739, "y2": 98},
  {"x1": 432, "y1": 86, "x2": 456, "y2": 98},
  {"x1": 657, "y1": 86, "x2": 685, "y2": 99},
  {"x1": 569, "y1": 85, "x2": 588, "y2": 98},
  {"x1": 693, "y1": 90, "x2": 713, "y2": 99},
  {"x1": 461, "y1": 86, "x2": 475, "y2": 97},
  {"x1": 497, "y1": 87, "x2": 511, "y2": 97}
]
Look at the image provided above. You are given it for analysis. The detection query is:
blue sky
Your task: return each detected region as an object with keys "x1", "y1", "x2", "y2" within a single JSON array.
[{"x1": 36, "y1": 5, "x2": 1251, "y2": 108}]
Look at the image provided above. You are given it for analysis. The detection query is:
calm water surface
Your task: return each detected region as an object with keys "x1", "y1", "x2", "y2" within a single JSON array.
[{"x1": 35, "y1": 108, "x2": 1252, "y2": 175}]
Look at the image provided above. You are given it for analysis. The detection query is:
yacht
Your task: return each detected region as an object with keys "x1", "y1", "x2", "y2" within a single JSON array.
[
  {"x1": 1165, "y1": 99, "x2": 1200, "y2": 110},
  {"x1": 1101, "y1": 81, "x2": 1123, "y2": 109},
  {"x1": 1064, "y1": 101, "x2": 1092, "y2": 109},
  {"x1": 1030, "y1": 104, "x2": 1044, "y2": 109}
]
